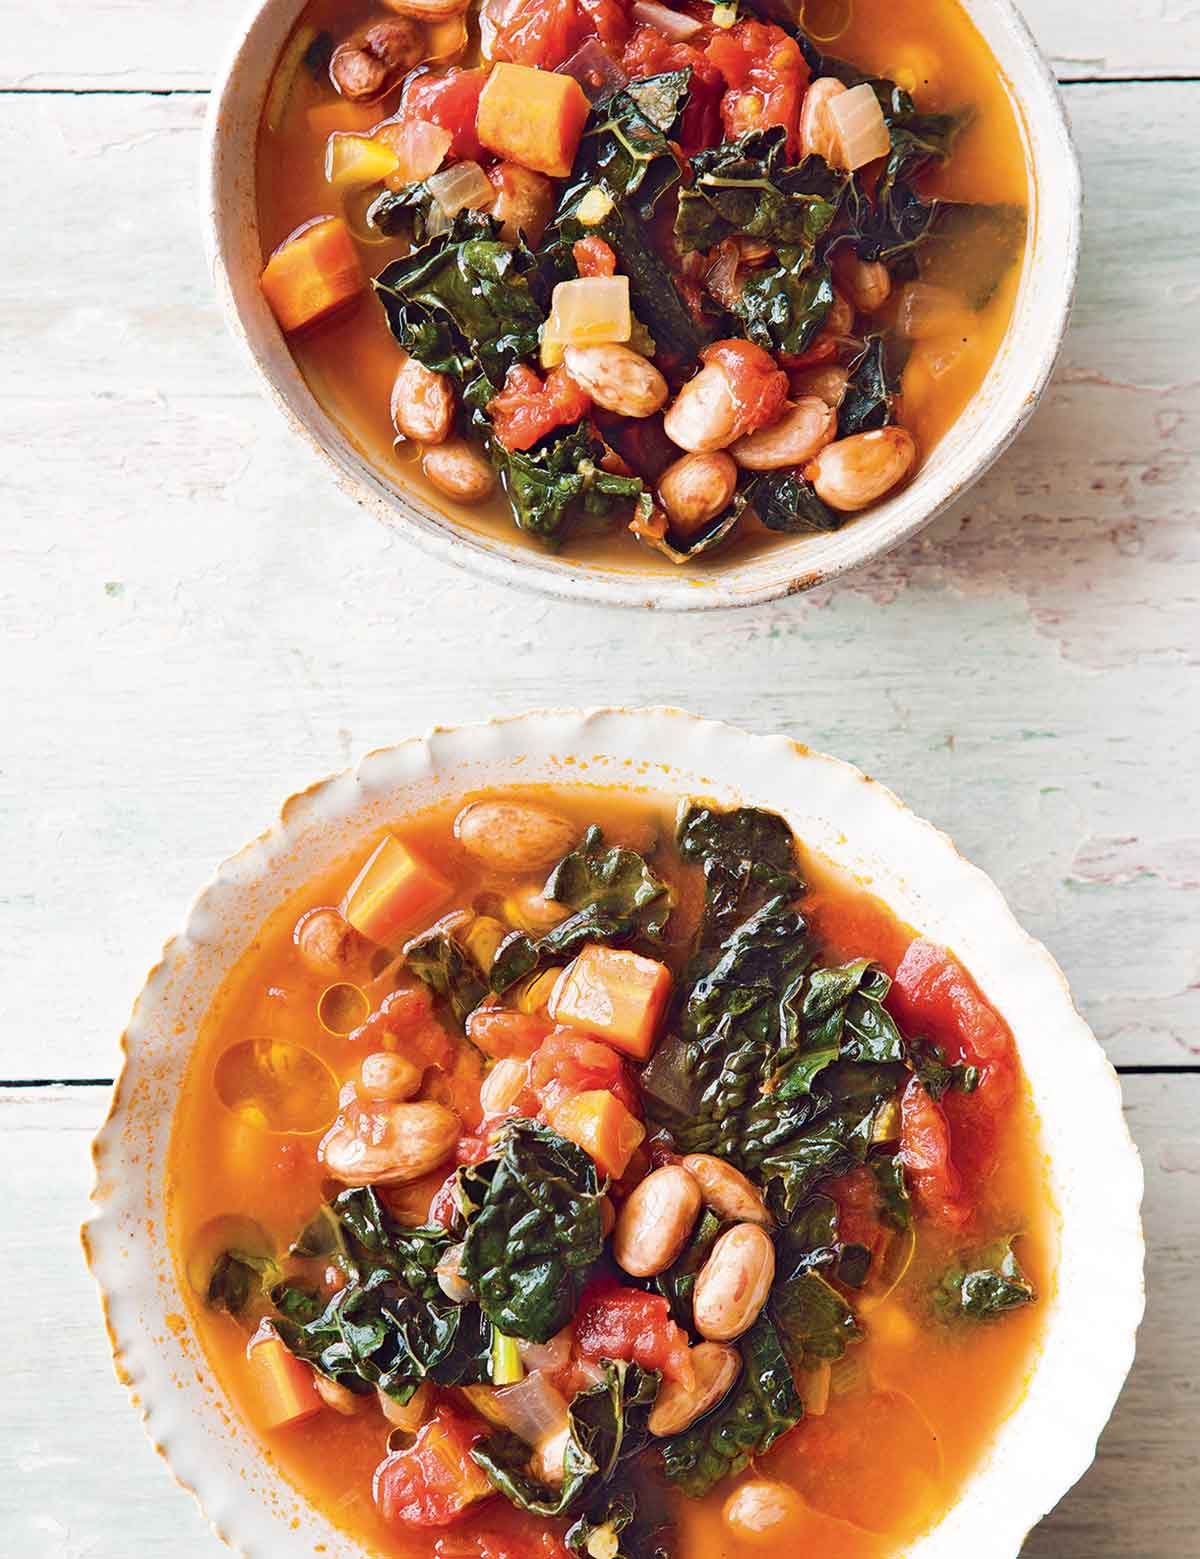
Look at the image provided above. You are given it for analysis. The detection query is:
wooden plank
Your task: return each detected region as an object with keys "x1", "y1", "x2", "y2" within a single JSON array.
[
  {"x1": 1, "y1": 0, "x2": 1197, "y2": 89},
  {"x1": 2, "y1": 85, "x2": 1197, "y2": 1078},
  {"x1": 11, "y1": 1075, "x2": 1193, "y2": 1554}
]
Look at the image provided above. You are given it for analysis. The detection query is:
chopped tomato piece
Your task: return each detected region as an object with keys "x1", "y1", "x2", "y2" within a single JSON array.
[
  {"x1": 247, "y1": 1332, "x2": 322, "y2": 1430},
  {"x1": 701, "y1": 339, "x2": 788, "y2": 441},
  {"x1": 575, "y1": 1280, "x2": 694, "y2": 1385},
  {"x1": 259, "y1": 217, "x2": 363, "y2": 336},
  {"x1": 623, "y1": 26, "x2": 723, "y2": 151},
  {"x1": 487, "y1": 363, "x2": 592, "y2": 452},
  {"x1": 888, "y1": 939, "x2": 1016, "y2": 1102},
  {"x1": 374, "y1": 1409, "x2": 493, "y2": 1527},
  {"x1": 435, "y1": 1525, "x2": 572, "y2": 1559},
  {"x1": 350, "y1": 986, "x2": 452, "y2": 1072},
  {"x1": 898, "y1": 1076, "x2": 968, "y2": 1226},
  {"x1": 548, "y1": 1088, "x2": 646, "y2": 1177},
  {"x1": 573, "y1": 236, "x2": 618, "y2": 278},
  {"x1": 549, "y1": 944, "x2": 672, "y2": 1060},
  {"x1": 528, "y1": 1029, "x2": 640, "y2": 1118},
  {"x1": 400, "y1": 67, "x2": 488, "y2": 162},
  {"x1": 466, "y1": 1002, "x2": 553, "y2": 1059},
  {"x1": 705, "y1": 20, "x2": 809, "y2": 153},
  {"x1": 825, "y1": 1164, "x2": 889, "y2": 1256},
  {"x1": 427, "y1": 1170, "x2": 461, "y2": 1228},
  {"x1": 489, "y1": 0, "x2": 630, "y2": 70},
  {"x1": 342, "y1": 835, "x2": 452, "y2": 945}
]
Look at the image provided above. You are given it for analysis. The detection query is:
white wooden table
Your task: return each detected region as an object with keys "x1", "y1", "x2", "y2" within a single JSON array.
[{"x1": 2, "y1": 0, "x2": 1197, "y2": 1552}]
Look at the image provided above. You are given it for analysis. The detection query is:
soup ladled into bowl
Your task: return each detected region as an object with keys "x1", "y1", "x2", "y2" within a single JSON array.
[
  {"x1": 170, "y1": 787, "x2": 1053, "y2": 1558},
  {"x1": 254, "y1": 0, "x2": 1029, "y2": 568}
]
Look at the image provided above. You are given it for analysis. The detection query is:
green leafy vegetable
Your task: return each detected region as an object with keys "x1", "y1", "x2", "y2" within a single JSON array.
[
  {"x1": 367, "y1": 183, "x2": 492, "y2": 246},
  {"x1": 770, "y1": 1269, "x2": 862, "y2": 1366},
  {"x1": 205, "y1": 1248, "x2": 279, "y2": 1316},
  {"x1": 289, "y1": 1187, "x2": 450, "y2": 1297},
  {"x1": 774, "y1": 959, "x2": 907, "y2": 1098},
  {"x1": 732, "y1": 255, "x2": 833, "y2": 357},
  {"x1": 869, "y1": 1151, "x2": 912, "y2": 1232},
  {"x1": 654, "y1": 1207, "x2": 722, "y2": 1329},
  {"x1": 473, "y1": 1360, "x2": 659, "y2": 1516},
  {"x1": 405, "y1": 922, "x2": 489, "y2": 1027},
  {"x1": 676, "y1": 801, "x2": 802, "y2": 944},
  {"x1": 838, "y1": 334, "x2": 899, "y2": 436},
  {"x1": 661, "y1": 1314, "x2": 800, "y2": 1497},
  {"x1": 561, "y1": 72, "x2": 691, "y2": 221},
  {"x1": 753, "y1": 469, "x2": 840, "y2": 534},
  {"x1": 489, "y1": 418, "x2": 648, "y2": 543},
  {"x1": 675, "y1": 130, "x2": 845, "y2": 255},
  {"x1": 910, "y1": 1038, "x2": 980, "y2": 1102},
  {"x1": 934, "y1": 1238, "x2": 1035, "y2": 1321},
  {"x1": 460, "y1": 1120, "x2": 606, "y2": 1343}
]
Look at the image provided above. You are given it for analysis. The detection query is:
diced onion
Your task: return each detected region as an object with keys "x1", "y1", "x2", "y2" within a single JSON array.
[
  {"x1": 898, "y1": 281, "x2": 974, "y2": 340},
  {"x1": 576, "y1": 187, "x2": 615, "y2": 226},
  {"x1": 427, "y1": 160, "x2": 495, "y2": 216},
  {"x1": 486, "y1": 1371, "x2": 570, "y2": 1446},
  {"x1": 826, "y1": 81, "x2": 891, "y2": 170},
  {"x1": 374, "y1": 116, "x2": 453, "y2": 183},
  {"x1": 557, "y1": 38, "x2": 630, "y2": 105},
  {"x1": 631, "y1": 0, "x2": 704, "y2": 40},
  {"x1": 516, "y1": 1328, "x2": 574, "y2": 1374},
  {"x1": 325, "y1": 133, "x2": 401, "y2": 189},
  {"x1": 547, "y1": 276, "x2": 632, "y2": 349}
]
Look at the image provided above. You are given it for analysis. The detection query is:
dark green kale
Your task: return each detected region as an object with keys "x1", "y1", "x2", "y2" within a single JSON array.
[
  {"x1": 661, "y1": 1314, "x2": 800, "y2": 1497},
  {"x1": 491, "y1": 825, "x2": 674, "y2": 992},
  {"x1": 654, "y1": 1207, "x2": 722, "y2": 1329},
  {"x1": 288, "y1": 1187, "x2": 450, "y2": 1297},
  {"x1": 205, "y1": 1248, "x2": 279, "y2": 1316},
  {"x1": 472, "y1": 1361, "x2": 659, "y2": 1516},
  {"x1": 404, "y1": 922, "x2": 489, "y2": 1027},
  {"x1": 774, "y1": 959, "x2": 908, "y2": 1097},
  {"x1": 732, "y1": 254, "x2": 834, "y2": 357},
  {"x1": 675, "y1": 129, "x2": 846, "y2": 255},
  {"x1": 459, "y1": 1121, "x2": 606, "y2": 1343},
  {"x1": 488, "y1": 419, "x2": 648, "y2": 543},
  {"x1": 773, "y1": 1191, "x2": 870, "y2": 1288},
  {"x1": 675, "y1": 801, "x2": 803, "y2": 944},
  {"x1": 366, "y1": 183, "x2": 494, "y2": 246},
  {"x1": 838, "y1": 334, "x2": 900, "y2": 436},
  {"x1": 753, "y1": 469, "x2": 841, "y2": 534},
  {"x1": 910, "y1": 1038, "x2": 980, "y2": 1101},
  {"x1": 770, "y1": 1269, "x2": 863, "y2": 1367},
  {"x1": 869, "y1": 1151, "x2": 912, "y2": 1232},
  {"x1": 934, "y1": 1238, "x2": 1035, "y2": 1321},
  {"x1": 373, "y1": 213, "x2": 545, "y2": 405}
]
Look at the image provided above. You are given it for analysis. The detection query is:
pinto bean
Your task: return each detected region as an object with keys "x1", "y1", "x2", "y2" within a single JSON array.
[
  {"x1": 657, "y1": 451, "x2": 738, "y2": 535},
  {"x1": 692, "y1": 1223, "x2": 775, "y2": 1342},
  {"x1": 612, "y1": 1165, "x2": 702, "y2": 1278},
  {"x1": 562, "y1": 345, "x2": 668, "y2": 419},
  {"x1": 487, "y1": 162, "x2": 555, "y2": 248},
  {"x1": 789, "y1": 364, "x2": 849, "y2": 408},
  {"x1": 391, "y1": 353, "x2": 455, "y2": 445},
  {"x1": 359, "y1": 1051, "x2": 422, "y2": 1102},
  {"x1": 826, "y1": 287, "x2": 855, "y2": 337},
  {"x1": 833, "y1": 250, "x2": 891, "y2": 313},
  {"x1": 804, "y1": 426, "x2": 917, "y2": 511},
  {"x1": 421, "y1": 438, "x2": 497, "y2": 502},
  {"x1": 379, "y1": 1380, "x2": 433, "y2": 1430},
  {"x1": 680, "y1": 1154, "x2": 772, "y2": 1227},
  {"x1": 662, "y1": 362, "x2": 739, "y2": 453},
  {"x1": 722, "y1": 1479, "x2": 804, "y2": 1543},
  {"x1": 455, "y1": 800, "x2": 576, "y2": 873},
  {"x1": 729, "y1": 398, "x2": 836, "y2": 471},
  {"x1": 382, "y1": 0, "x2": 469, "y2": 16},
  {"x1": 294, "y1": 906, "x2": 366, "y2": 975},
  {"x1": 648, "y1": 1342, "x2": 741, "y2": 1435},
  {"x1": 314, "y1": 1374, "x2": 361, "y2": 1415},
  {"x1": 479, "y1": 1057, "x2": 528, "y2": 1116},
  {"x1": 330, "y1": 44, "x2": 388, "y2": 101},
  {"x1": 363, "y1": 18, "x2": 424, "y2": 69},
  {"x1": 319, "y1": 1098, "x2": 460, "y2": 1185},
  {"x1": 799, "y1": 76, "x2": 849, "y2": 164}
]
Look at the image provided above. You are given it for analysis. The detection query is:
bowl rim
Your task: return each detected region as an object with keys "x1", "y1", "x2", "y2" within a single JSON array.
[
  {"x1": 202, "y1": 0, "x2": 1082, "y2": 611},
  {"x1": 84, "y1": 706, "x2": 1144, "y2": 1558}
]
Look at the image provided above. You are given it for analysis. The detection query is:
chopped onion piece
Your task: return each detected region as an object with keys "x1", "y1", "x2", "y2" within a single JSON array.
[
  {"x1": 374, "y1": 116, "x2": 453, "y2": 183},
  {"x1": 898, "y1": 282, "x2": 974, "y2": 340},
  {"x1": 488, "y1": 1371, "x2": 570, "y2": 1446},
  {"x1": 631, "y1": 0, "x2": 704, "y2": 39},
  {"x1": 325, "y1": 132, "x2": 400, "y2": 188},
  {"x1": 547, "y1": 276, "x2": 632, "y2": 349},
  {"x1": 517, "y1": 1327, "x2": 574, "y2": 1373},
  {"x1": 826, "y1": 81, "x2": 891, "y2": 170},
  {"x1": 557, "y1": 37, "x2": 630, "y2": 105},
  {"x1": 427, "y1": 160, "x2": 495, "y2": 216}
]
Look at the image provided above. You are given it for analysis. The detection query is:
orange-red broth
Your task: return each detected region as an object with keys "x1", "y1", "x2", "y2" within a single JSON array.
[
  {"x1": 168, "y1": 788, "x2": 1054, "y2": 1558},
  {"x1": 254, "y1": 0, "x2": 1031, "y2": 573}
]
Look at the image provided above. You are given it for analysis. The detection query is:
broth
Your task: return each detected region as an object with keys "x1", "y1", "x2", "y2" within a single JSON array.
[
  {"x1": 254, "y1": 0, "x2": 1030, "y2": 570},
  {"x1": 169, "y1": 786, "x2": 1053, "y2": 1558}
]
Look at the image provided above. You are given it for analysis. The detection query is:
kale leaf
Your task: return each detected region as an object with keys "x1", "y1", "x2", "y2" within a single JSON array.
[
  {"x1": 934, "y1": 1238, "x2": 1035, "y2": 1321},
  {"x1": 869, "y1": 1151, "x2": 912, "y2": 1232},
  {"x1": 676, "y1": 801, "x2": 802, "y2": 945},
  {"x1": 404, "y1": 922, "x2": 489, "y2": 1027},
  {"x1": 774, "y1": 959, "x2": 908, "y2": 1097},
  {"x1": 473, "y1": 1360, "x2": 659, "y2": 1516},
  {"x1": 910, "y1": 1038, "x2": 980, "y2": 1102},
  {"x1": 654, "y1": 1206, "x2": 722, "y2": 1329},
  {"x1": 753, "y1": 469, "x2": 841, "y2": 534},
  {"x1": 366, "y1": 183, "x2": 493, "y2": 246},
  {"x1": 460, "y1": 1120, "x2": 606, "y2": 1342},
  {"x1": 489, "y1": 418, "x2": 647, "y2": 543},
  {"x1": 560, "y1": 72, "x2": 691, "y2": 221},
  {"x1": 770, "y1": 1269, "x2": 862, "y2": 1366},
  {"x1": 660, "y1": 1314, "x2": 800, "y2": 1497},
  {"x1": 732, "y1": 255, "x2": 834, "y2": 357},
  {"x1": 675, "y1": 129, "x2": 846, "y2": 255},
  {"x1": 491, "y1": 825, "x2": 674, "y2": 992},
  {"x1": 288, "y1": 1187, "x2": 450, "y2": 1297},
  {"x1": 838, "y1": 334, "x2": 900, "y2": 437},
  {"x1": 205, "y1": 1248, "x2": 279, "y2": 1316}
]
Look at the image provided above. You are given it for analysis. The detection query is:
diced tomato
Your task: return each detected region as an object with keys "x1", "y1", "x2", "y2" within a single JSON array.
[
  {"x1": 705, "y1": 20, "x2": 809, "y2": 153},
  {"x1": 825, "y1": 1164, "x2": 889, "y2": 1256},
  {"x1": 701, "y1": 339, "x2": 788, "y2": 440},
  {"x1": 400, "y1": 67, "x2": 488, "y2": 162},
  {"x1": 435, "y1": 1524, "x2": 572, "y2": 1559},
  {"x1": 487, "y1": 363, "x2": 592, "y2": 453},
  {"x1": 549, "y1": 944, "x2": 672, "y2": 1060},
  {"x1": 622, "y1": 25, "x2": 723, "y2": 151},
  {"x1": 573, "y1": 236, "x2": 618, "y2": 278},
  {"x1": 575, "y1": 1279, "x2": 694, "y2": 1385},
  {"x1": 898, "y1": 1076, "x2": 968, "y2": 1226},
  {"x1": 455, "y1": 1110, "x2": 524, "y2": 1164},
  {"x1": 427, "y1": 1170, "x2": 461, "y2": 1229},
  {"x1": 489, "y1": 0, "x2": 630, "y2": 70},
  {"x1": 888, "y1": 939, "x2": 1016, "y2": 1103},
  {"x1": 350, "y1": 985, "x2": 452, "y2": 1072},
  {"x1": 528, "y1": 1029, "x2": 641, "y2": 1119},
  {"x1": 374, "y1": 1409, "x2": 493, "y2": 1527},
  {"x1": 466, "y1": 1002, "x2": 553, "y2": 1060}
]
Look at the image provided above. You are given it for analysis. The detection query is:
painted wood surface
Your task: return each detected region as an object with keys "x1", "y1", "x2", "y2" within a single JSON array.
[{"x1": 1, "y1": 0, "x2": 1197, "y2": 1553}]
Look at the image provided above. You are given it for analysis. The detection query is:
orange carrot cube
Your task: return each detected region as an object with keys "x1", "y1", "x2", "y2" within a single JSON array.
[
  {"x1": 247, "y1": 1335, "x2": 322, "y2": 1430},
  {"x1": 341, "y1": 834, "x2": 452, "y2": 945},
  {"x1": 259, "y1": 216, "x2": 363, "y2": 335},
  {"x1": 549, "y1": 1088, "x2": 646, "y2": 1178},
  {"x1": 549, "y1": 944, "x2": 672, "y2": 1060},
  {"x1": 475, "y1": 63, "x2": 590, "y2": 179}
]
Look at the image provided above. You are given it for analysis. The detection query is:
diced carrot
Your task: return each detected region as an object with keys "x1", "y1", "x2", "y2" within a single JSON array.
[
  {"x1": 341, "y1": 835, "x2": 452, "y2": 945},
  {"x1": 259, "y1": 216, "x2": 363, "y2": 335},
  {"x1": 306, "y1": 100, "x2": 383, "y2": 137},
  {"x1": 548, "y1": 1088, "x2": 645, "y2": 1178},
  {"x1": 475, "y1": 63, "x2": 590, "y2": 179},
  {"x1": 548, "y1": 944, "x2": 672, "y2": 1060},
  {"x1": 247, "y1": 1334, "x2": 322, "y2": 1430}
]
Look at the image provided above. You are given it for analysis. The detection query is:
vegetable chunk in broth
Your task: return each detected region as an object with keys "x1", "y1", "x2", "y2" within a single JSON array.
[
  {"x1": 169, "y1": 788, "x2": 1054, "y2": 1559},
  {"x1": 254, "y1": 0, "x2": 1028, "y2": 569}
]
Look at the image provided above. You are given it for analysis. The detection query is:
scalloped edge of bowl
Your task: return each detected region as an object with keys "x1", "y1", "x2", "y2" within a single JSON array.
[
  {"x1": 203, "y1": 1, "x2": 1081, "y2": 610},
  {"x1": 85, "y1": 707, "x2": 1142, "y2": 1557}
]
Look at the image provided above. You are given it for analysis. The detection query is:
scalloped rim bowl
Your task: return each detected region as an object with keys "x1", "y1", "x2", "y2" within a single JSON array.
[
  {"x1": 85, "y1": 708, "x2": 1142, "y2": 1555},
  {"x1": 204, "y1": 0, "x2": 1081, "y2": 609}
]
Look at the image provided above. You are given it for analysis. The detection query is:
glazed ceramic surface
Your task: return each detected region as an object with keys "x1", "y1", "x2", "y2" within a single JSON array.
[
  {"x1": 204, "y1": 2, "x2": 1081, "y2": 609},
  {"x1": 86, "y1": 707, "x2": 1142, "y2": 1557}
]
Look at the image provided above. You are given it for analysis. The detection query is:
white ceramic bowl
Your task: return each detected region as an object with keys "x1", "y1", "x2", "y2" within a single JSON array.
[
  {"x1": 204, "y1": 3, "x2": 1081, "y2": 610},
  {"x1": 86, "y1": 707, "x2": 1141, "y2": 1556}
]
